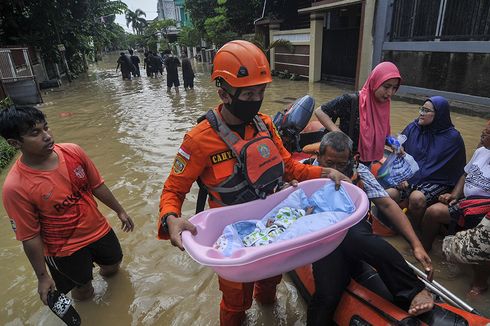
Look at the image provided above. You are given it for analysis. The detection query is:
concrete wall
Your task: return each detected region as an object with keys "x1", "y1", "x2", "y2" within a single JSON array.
[
  {"x1": 356, "y1": 0, "x2": 375, "y2": 88},
  {"x1": 383, "y1": 51, "x2": 490, "y2": 98},
  {"x1": 270, "y1": 28, "x2": 311, "y2": 78}
]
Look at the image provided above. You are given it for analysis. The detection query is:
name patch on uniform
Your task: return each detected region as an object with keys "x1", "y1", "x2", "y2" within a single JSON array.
[
  {"x1": 173, "y1": 155, "x2": 187, "y2": 174},
  {"x1": 211, "y1": 150, "x2": 235, "y2": 164}
]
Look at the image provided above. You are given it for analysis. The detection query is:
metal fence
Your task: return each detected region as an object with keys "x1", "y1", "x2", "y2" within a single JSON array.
[
  {"x1": 0, "y1": 47, "x2": 42, "y2": 105},
  {"x1": 391, "y1": 0, "x2": 490, "y2": 41},
  {"x1": 0, "y1": 48, "x2": 34, "y2": 81}
]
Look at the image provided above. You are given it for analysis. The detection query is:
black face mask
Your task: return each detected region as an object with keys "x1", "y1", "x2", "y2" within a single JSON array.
[
  {"x1": 225, "y1": 99, "x2": 262, "y2": 123},
  {"x1": 224, "y1": 89, "x2": 263, "y2": 123}
]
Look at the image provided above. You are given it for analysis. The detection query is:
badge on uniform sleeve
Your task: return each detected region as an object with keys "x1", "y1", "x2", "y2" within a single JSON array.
[{"x1": 173, "y1": 155, "x2": 187, "y2": 174}]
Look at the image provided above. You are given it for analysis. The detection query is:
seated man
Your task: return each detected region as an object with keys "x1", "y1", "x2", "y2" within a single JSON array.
[{"x1": 306, "y1": 131, "x2": 434, "y2": 326}]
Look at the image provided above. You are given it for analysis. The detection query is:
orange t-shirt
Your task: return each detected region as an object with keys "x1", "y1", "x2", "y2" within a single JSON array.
[{"x1": 2, "y1": 143, "x2": 111, "y2": 257}]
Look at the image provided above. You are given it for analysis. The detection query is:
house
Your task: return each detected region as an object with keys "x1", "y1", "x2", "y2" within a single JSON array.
[
  {"x1": 258, "y1": 0, "x2": 490, "y2": 107},
  {"x1": 0, "y1": 47, "x2": 42, "y2": 105}
]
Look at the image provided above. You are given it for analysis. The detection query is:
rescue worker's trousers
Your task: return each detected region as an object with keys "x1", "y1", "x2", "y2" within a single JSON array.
[{"x1": 218, "y1": 274, "x2": 282, "y2": 326}]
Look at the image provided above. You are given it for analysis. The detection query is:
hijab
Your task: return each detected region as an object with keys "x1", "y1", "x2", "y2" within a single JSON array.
[
  {"x1": 402, "y1": 96, "x2": 466, "y2": 186},
  {"x1": 358, "y1": 62, "x2": 401, "y2": 162}
]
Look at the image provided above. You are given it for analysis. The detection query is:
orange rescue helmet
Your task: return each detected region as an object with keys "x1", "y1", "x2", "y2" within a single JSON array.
[{"x1": 211, "y1": 40, "x2": 272, "y2": 88}]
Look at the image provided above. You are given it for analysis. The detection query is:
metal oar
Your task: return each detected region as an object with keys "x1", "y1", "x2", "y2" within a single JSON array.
[{"x1": 405, "y1": 260, "x2": 482, "y2": 315}]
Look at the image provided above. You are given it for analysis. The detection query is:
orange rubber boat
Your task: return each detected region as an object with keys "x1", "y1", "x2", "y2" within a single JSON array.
[{"x1": 289, "y1": 264, "x2": 490, "y2": 325}]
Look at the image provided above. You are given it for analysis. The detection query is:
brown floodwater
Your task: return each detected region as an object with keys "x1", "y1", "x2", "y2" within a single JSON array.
[{"x1": 0, "y1": 53, "x2": 489, "y2": 325}]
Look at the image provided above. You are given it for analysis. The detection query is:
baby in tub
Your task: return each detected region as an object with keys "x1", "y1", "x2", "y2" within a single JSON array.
[
  {"x1": 214, "y1": 206, "x2": 314, "y2": 255},
  {"x1": 213, "y1": 184, "x2": 356, "y2": 256},
  {"x1": 242, "y1": 206, "x2": 314, "y2": 247}
]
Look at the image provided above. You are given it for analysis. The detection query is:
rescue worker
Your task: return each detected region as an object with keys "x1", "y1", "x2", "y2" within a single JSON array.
[{"x1": 158, "y1": 40, "x2": 349, "y2": 326}]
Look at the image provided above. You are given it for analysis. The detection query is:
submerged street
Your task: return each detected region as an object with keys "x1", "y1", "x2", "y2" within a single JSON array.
[{"x1": 1, "y1": 53, "x2": 489, "y2": 325}]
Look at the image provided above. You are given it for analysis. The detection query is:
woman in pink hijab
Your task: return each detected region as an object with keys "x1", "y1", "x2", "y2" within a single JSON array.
[{"x1": 315, "y1": 61, "x2": 401, "y2": 163}]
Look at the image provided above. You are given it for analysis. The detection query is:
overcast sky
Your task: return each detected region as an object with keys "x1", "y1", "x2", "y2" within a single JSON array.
[{"x1": 116, "y1": 0, "x2": 159, "y2": 33}]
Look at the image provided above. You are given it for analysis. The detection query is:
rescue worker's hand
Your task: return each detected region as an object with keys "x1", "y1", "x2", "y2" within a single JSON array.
[
  {"x1": 118, "y1": 211, "x2": 134, "y2": 232},
  {"x1": 167, "y1": 215, "x2": 197, "y2": 251},
  {"x1": 413, "y1": 245, "x2": 434, "y2": 282},
  {"x1": 321, "y1": 168, "x2": 351, "y2": 190},
  {"x1": 280, "y1": 179, "x2": 298, "y2": 190}
]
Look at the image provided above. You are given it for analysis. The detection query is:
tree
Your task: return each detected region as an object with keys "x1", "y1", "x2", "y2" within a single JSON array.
[
  {"x1": 178, "y1": 26, "x2": 200, "y2": 48},
  {"x1": 0, "y1": 0, "x2": 129, "y2": 75},
  {"x1": 204, "y1": 0, "x2": 237, "y2": 47},
  {"x1": 252, "y1": 34, "x2": 293, "y2": 54},
  {"x1": 125, "y1": 8, "x2": 147, "y2": 35},
  {"x1": 186, "y1": 0, "x2": 262, "y2": 42},
  {"x1": 147, "y1": 19, "x2": 176, "y2": 42},
  {"x1": 184, "y1": 0, "x2": 215, "y2": 39}
]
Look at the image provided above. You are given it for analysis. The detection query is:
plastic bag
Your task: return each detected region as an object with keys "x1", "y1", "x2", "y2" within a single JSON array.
[
  {"x1": 377, "y1": 153, "x2": 419, "y2": 188},
  {"x1": 386, "y1": 134, "x2": 407, "y2": 154},
  {"x1": 377, "y1": 135, "x2": 419, "y2": 188}
]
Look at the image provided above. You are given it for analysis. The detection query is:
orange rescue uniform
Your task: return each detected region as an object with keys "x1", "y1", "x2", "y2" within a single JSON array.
[{"x1": 158, "y1": 104, "x2": 322, "y2": 325}]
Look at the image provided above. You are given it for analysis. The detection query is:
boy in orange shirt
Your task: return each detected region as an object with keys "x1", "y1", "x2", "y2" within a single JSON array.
[{"x1": 1, "y1": 106, "x2": 134, "y2": 305}]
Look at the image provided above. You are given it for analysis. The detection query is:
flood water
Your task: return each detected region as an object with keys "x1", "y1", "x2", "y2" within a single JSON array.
[{"x1": 1, "y1": 53, "x2": 489, "y2": 325}]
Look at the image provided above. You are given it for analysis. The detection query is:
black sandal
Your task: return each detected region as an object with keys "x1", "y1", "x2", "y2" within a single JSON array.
[{"x1": 47, "y1": 290, "x2": 81, "y2": 326}]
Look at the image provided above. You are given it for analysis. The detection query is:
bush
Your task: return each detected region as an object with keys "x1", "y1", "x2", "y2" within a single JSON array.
[{"x1": 0, "y1": 138, "x2": 16, "y2": 171}]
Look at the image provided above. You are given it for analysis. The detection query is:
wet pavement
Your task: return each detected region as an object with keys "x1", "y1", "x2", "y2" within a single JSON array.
[{"x1": 0, "y1": 52, "x2": 489, "y2": 325}]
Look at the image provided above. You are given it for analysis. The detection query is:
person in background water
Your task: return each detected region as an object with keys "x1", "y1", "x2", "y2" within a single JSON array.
[
  {"x1": 181, "y1": 54, "x2": 195, "y2": 91},
  {"x1": 0, "y1": 106, "x2": 134, "y2": 306},
  {"x1": 386, "y1": 96, "x2": 466, "y2": 229},
  {"x1": 151, "y1": 51, "x2": 164, "y2": 77},
  {"x1": 128, "y1": 49, "x2": 140, "y2": 78},
  {"x1": 143, "y1": 51, "x2": 154, "y2": 77},
  {"x1": 423, "y1": 122, "x2": 490, "y2": 296},
  {"x1": 115, "y1": 52, "x2": 134, "y2": 80},
  {"x1": 157, "y1": 40, "x2": 349, "y2": 326},
  {"x1": 314, "y1": 61, "x2": 401, "y2": 165},
  {"x1": 164, "y1": 50, "x2": 181, "y2": 92},
  {"x1": 306, "y1": 131, "x2": 433, "y2": 326}
]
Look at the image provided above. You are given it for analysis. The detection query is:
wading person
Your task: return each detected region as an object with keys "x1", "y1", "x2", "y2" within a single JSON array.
[
  {"x1": 116, "y1": 52, "x2": 135, "y2": 80},
  {"x1": 128, "y1": 49, "x2": 141, "y2": 78},
  {"x1": 181, "y1": 55, "x2": 195, "y2": 90},
  {"x1": 314, "y1": 61, "x2": 401, "y2": 164},
  {"x1": 1, "y1": 106, "x2": 134, "y2": 306},
  {"x1": 158, "y1": 40, "x2": 349, "y2": 326},
  {"x1": 306, "y1": 131, "x2": 434, "y2": 326},
  {"x1": 164, "y1": 50, "x2": 181, "y2": 92}
]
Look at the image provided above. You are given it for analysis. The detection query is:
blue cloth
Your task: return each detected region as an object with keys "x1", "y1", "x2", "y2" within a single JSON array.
[
  {"x1": 402, "y1": 96, "x2": 466, "y2": 186},
  {"x1": 214, "y1": 183, "x2": 356, "y2": 256}
]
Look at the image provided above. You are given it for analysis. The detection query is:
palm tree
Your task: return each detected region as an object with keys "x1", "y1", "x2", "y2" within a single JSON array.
[{"x1": 125, "y1": 9, "x2": 147, "y2": 35}]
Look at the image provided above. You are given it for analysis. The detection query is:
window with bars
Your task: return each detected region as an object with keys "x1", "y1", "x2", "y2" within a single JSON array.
[{"x1": 390, "y1": 0, "x2": 490, "y2": 41}]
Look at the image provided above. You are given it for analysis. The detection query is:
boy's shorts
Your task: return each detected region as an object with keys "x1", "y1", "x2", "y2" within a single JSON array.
[
  {"x1": 442, "y1": 218, "x2": 490, "y2": 264},
  {"x1": 45, "y1": 229, "x2": 123, "y2": 294},
  {"x1": 399, "y1": 182, "x2": 451, "y2": 205}
]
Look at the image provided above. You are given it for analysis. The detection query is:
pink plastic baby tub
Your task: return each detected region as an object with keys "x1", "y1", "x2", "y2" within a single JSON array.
[{"x1": 182, "y1": 178, "x2": 369, "y2": 282}]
